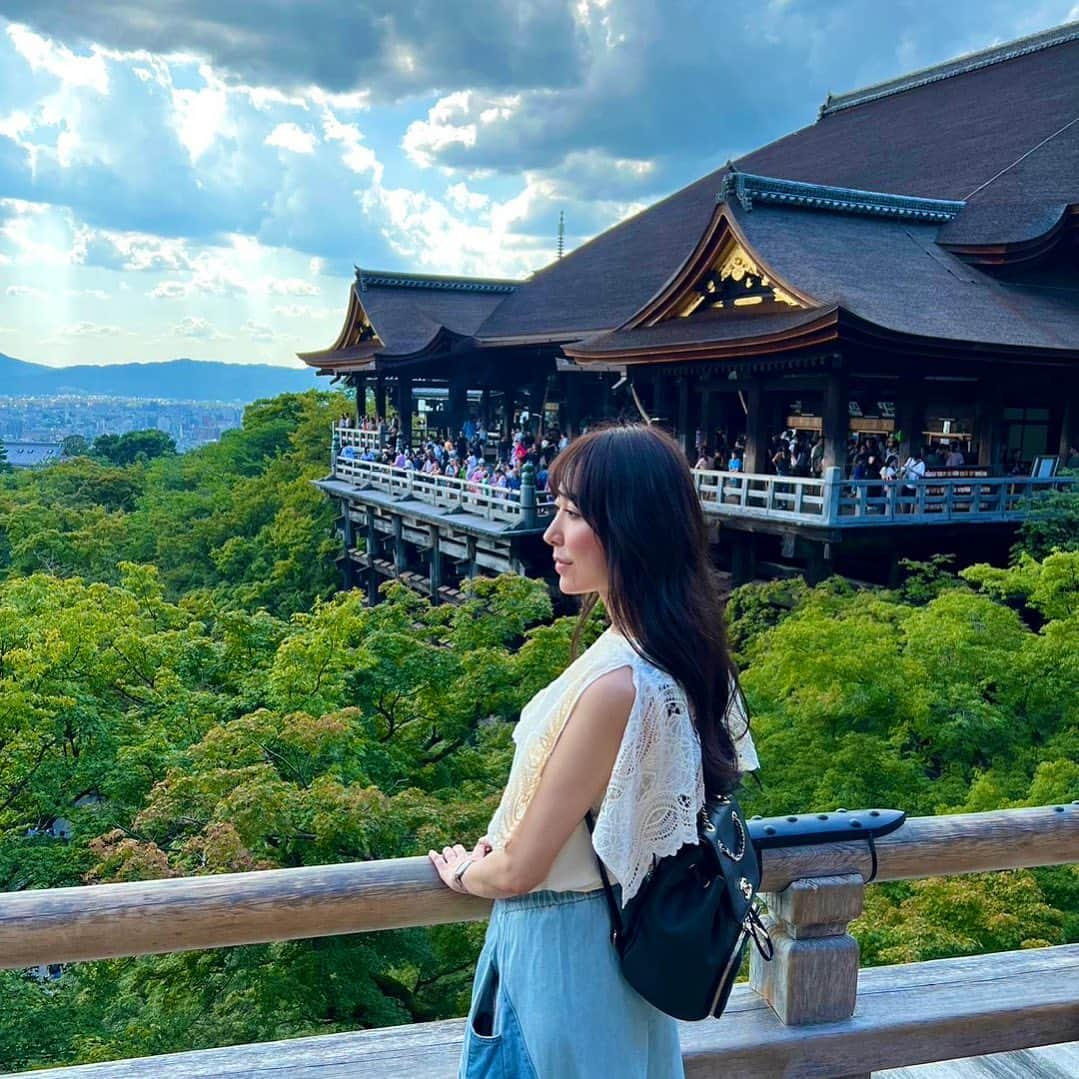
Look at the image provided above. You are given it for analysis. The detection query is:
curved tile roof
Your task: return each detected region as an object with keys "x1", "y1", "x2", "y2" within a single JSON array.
[{"x1": 477, "y1": 28, "x2": 1079, "y2": 344}]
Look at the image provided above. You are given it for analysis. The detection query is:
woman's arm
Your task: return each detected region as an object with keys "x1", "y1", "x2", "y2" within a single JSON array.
[{"x1": 429, "y1": 665, "x2": 635, "y2": 900}]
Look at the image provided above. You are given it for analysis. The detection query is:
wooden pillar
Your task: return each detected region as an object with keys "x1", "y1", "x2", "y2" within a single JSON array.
[
  {"x1": 652, "y1": 372, "x2": 671, "y2": 427},
  {"x1": 730, "y1": 531, "x2": 757, "y2": 586},
  {"x1": 677, "y1": 375, "x2": 693, "y2": 459},
  {"x1": 465, "y1": 535, "x2": 478, "y2": 580},
  {"x1": 447, "y1": 375, "x2": 468, "y2": 439},
  {"x1": 976, "y1": 382, "x2": 1003, "y2": 472},
  {"x1": 340, "y1": 506, "x2": 356, "y2": 590},
  {"x1": 1059, "y1": 391, "x2": 1079, "y2": 462},
  {"x1": 374, "y1": 377, "x2": 386, "y2": 421},
  {"x1": 392, "y1": 514, "x2": 407, "y2": 575},
  {"x1": 744, "y1": 380, "x2": 768, "y2": 474},
  {"x1": 365, "y1": 508, "x2": 380, "y2": 606},
  {"x1": 500, "y1": 385, "x2": 514, "y2": 440},
  {"x1": 565, "y1": 375, "x2": 583, "y2": 437},
  {"x1": 896, "y1": 382, "x2": 925, "y2": 462},
  {"x1": 821, "y1": 367, "x2": 849, "y2": 473},
  {"x1": 395, "y1": 377, "x2": 413, "y2": 450},
  {"x1": 750, "y1": 874, "x2": 863, "y2": 1028},
  {"x1": 699, "y1": 386, "x2": 716, "y2": 454},
  {"x1": 428, "y1": 526, "x2": 442, "y2": 605},
  {"x1": 352, "y1": 376, "x2": 367, "y2": 424}
]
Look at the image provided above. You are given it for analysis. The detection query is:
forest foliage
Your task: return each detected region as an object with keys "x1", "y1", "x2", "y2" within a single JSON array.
[{"x1": 0, "y1": 392, "x2": 1075, "y2": 1070}]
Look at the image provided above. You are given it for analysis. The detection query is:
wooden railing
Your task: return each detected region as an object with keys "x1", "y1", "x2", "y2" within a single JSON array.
[
  {"x1": 331, "y1": 435, "x2": 554, "y2": 527},
  {"x1": 4, "y1": 805, "x2": 1077, "y2": 1077},
  {"x1": 332, "y1": 428, "x2": 1075, "y2": 531},
  {"x1": 693, "y1": 466, "x2": 1076, "y2": 528}
]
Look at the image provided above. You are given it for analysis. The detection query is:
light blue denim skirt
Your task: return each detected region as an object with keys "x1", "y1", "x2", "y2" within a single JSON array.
[{"x1": 458, "y1": 887, "x2": 684, "y2": 1079}]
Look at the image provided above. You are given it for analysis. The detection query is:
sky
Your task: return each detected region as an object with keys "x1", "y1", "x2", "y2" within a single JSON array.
[{"x1": 0, "y1": 1, "x2": 1076, "y2": 369}]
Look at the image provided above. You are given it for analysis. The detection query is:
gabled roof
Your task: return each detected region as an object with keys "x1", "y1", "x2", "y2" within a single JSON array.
[
  {"x1": 477, "y1": 23, "x2": 1079, "y2": 349},
  {"x1": 299, "y1": 269, "x2": 521, "y2": 369}
]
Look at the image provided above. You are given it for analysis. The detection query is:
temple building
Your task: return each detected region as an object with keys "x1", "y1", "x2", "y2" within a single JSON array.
[{"x1": 301, "y1": 22, "x2": 1078, "y2": 595}]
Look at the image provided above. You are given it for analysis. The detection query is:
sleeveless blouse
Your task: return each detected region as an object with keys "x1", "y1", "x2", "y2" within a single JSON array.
[{"x1": 485, "y1": 628, "x2": 760, "y2": 905}]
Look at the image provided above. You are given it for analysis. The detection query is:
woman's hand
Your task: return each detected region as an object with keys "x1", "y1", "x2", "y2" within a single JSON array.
[{"x1": 428, "y1": 836, "x2": 492, "y2": 893}]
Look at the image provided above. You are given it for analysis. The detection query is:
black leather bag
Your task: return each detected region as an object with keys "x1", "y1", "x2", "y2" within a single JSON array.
[{"x1": 586, "y1": 793, "x2": 773, "y2": 1021}]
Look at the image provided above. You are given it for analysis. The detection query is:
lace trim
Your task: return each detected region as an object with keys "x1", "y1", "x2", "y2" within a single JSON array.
[{"x1": 487, "y1": 632, "x2": 759, "y2": 905}]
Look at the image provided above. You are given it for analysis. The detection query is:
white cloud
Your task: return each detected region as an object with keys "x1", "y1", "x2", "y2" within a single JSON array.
[
  {"x1": 6, "y1": 284, "x2": 46, "y2": 297},
  {"x1": 171, "y1": 315, "x2": 229, "y2": 340},
  {"x1": 265, "y1": 276, "x2": 319, "y2": 296},
  {"x1": 7, "y1": 23, "x2": 109, "y2": 93},
  {"x1": 241, "y1": 318, "x2": 278, "y2": 342},
  {"x1": 58, "y1": 320, "x2": 125, "y2": 336},
  {"x1": 265, "y1": 121, "x2": 317, "y2": 153},
  {"x1": 171, "y1": 67, "x2": 231, "y2": 163}
]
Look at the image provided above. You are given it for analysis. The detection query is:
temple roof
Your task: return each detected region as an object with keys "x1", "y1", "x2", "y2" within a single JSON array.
[
  {"x1": 476, "y1": 24, "x2": 1079, "y2": 351},
  {"x1": 300, "y1": 23, "x2": 1079, "y2": 373}
]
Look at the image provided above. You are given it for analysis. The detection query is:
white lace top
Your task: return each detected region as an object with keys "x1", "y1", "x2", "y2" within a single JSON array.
[{"x1": 485, "y1": 627, "x2": 760, "y2": 905}]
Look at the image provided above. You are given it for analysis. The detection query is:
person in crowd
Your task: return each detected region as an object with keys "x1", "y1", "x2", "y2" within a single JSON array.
[
  {"x1": 429, "y1": 423, "x2": 758, "y2": 1078},
  {"x1": 694, "y1": 446, "x2": 712, "y2": 470},
  {"x1": 944, "y1": 441, "x2": 966, "y2": 467},
  {"x1": 810, "y1": 436, "x2": 824, "y2": 478},
  {"x1": 900, "y1": 447, "x2": 927, "y2": 510}
]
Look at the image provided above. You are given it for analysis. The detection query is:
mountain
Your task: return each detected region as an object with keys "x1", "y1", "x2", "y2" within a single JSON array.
[{"x1": 0, "y1": 354, "x2": 321, "y2": 402}]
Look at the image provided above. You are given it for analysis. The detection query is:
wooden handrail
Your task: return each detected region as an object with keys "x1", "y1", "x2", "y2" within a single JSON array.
[{"x1": 2, "y1": 805, "x2": 1074, "y2": 970}]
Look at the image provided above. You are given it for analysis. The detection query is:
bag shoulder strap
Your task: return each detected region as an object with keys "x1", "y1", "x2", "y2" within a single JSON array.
[{"x1": 584, "y1": 811, "x2": 625, "y2": 943}]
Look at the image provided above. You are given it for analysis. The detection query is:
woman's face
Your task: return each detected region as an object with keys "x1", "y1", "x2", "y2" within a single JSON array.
[{"x1": 543, "y1": 493, "x2": 608, "y2": 597}]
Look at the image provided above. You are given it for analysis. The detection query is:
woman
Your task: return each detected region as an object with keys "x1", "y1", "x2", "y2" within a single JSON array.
[{"x1": 429, "y1": 424, "x2": 758, "y2": 1078}]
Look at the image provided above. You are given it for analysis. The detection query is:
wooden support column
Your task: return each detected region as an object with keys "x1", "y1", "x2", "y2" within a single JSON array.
[
  {"x1": 340, "y1": 507, "x2": 356, "y2": 590},
  {"x1": 392, "y1": 515, "x2": 407, "y2": 575},
  {"x1": 1059, "y1": 390, "x2": 1079, "y2": 462},
  {"x1": 565, "y1": 375, "x2": 583, "y2": 437},
  {"x1": 365, "y1": 508, "x2": 380, "y2": 606},
  {"x1": 744, "y1": 380, "x2": 768, "y2": 474},
  {"x1": 677, "y1": 375, "x2": 693, "y2": 459},
  {"x1": 821, "y1": 367, "x2": 848, "y2": 473},
  {"x1": 447, "y1": 375, "x2": 468, "y2": 439},
  {"x1": 395, "y1": 377, "x2": 413, "y2": 450},
  {"x1": 896, "y1": 382, "x2": 926, "y2": 462},
  {"x1": 374, "y1": 377, "x2": 386, "y2": 422},
  {"x1": 499, "y1": 384, "x2": 514, "y2": 441},
  {"x1": 465, "y1": 535, "x2": 478, "y2": 580},
  {"x1": 729, "y1": 531, "x2": 757, "y2": 586},
  {"x1": 651, "y1": 371, "x2": 671, "y2": 428},
  {"x1": 751, "y1": 873, "x2": 864, "y2": 1032},
  {"x1": 699, "y1": 385, "x2": 716, "y2": 454},
  {"x1": 976, "y1": 382, "x2": 1003, "y2": 471},
  {"x1": 428, "y1": 526, "x2": 442, "y2": 605},
  {"x1": 353, "y1": 376, "x2": 367, "y2": 423},
  {"x1": 480, "y1": 388, "x2": 492, "y2": 430}
]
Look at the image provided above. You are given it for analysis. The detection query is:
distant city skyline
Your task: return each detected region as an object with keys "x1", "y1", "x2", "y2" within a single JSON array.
[{"x1": 1, "y1": 1, "x2": 1076, "y2": 368}]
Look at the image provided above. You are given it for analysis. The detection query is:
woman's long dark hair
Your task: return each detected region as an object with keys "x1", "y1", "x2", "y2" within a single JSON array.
[{"x1": 547, "y1": 423, "x2": 746, "y2": 795}]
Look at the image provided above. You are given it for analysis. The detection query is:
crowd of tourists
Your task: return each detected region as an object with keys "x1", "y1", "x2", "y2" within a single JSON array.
[{"x1": 339, "y1": 414, "x2": 570, "y2": 496}]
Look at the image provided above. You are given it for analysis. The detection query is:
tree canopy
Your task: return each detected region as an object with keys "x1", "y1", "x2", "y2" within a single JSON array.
[{"x1": 0, "y1": 393, "x2": 1074, "y2": 1071}]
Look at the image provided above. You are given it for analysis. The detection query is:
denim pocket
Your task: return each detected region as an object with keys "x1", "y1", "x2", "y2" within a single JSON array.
[{"x1": 461, "y1": 957, "x2": 537, "y2": 1079}]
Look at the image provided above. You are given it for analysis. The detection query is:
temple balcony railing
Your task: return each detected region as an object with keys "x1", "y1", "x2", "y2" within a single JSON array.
[
  {"x1": 4, "y1": 805, "x2": 1076, "y2": 1077},
  {"x1": 693, "y1": 466, "x2": 1077, "y2": 528},
  {"x1": 331, "y1": 431, "x2": 555, "y2": 528}
]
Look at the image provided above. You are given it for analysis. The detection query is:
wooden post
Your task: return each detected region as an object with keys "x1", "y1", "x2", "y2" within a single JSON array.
[
  {"x1": 730, "y1": 530, "x2": 756, "y2": 586},
  {"x1": 447, "y1": 375, "x2": 468, "y2": 440},
  {"x1": 745, "y1": 380, "x2": 768, "y2": 474},
  {"x1": 354, "y1": 375, "x2": 367, "y2": 423},
  {"x1": 896, "y1": 383, "x2": 925, "y2": 463},
  {"x1": 428, "y1": 526, "x2": 442, "y2": 604},
  {"x1": 520, "y1": 462, "x2": 537, "y2": 528},
  {"x1": 652, "y1": 372, "x2": 671, "y2": 427},
  {"x1": 1058, "y1": 390, "x2": 1079, "y2": 462},
  {"x1": 750, "y1": 874, "x2": 864, "y2": 1029},
  {"x1": 822, "y1": 466, "x2": 843, "y2": 525},
  {"x1": 500, "y1": 384, "x2": 514, "y2": 441},
  {"x1": 374, "y1": 377, "x2": 386, "y2": 423},
  {"x1": 341, "y1": 507, "x2": 356, "y2": 590},
  {"x1": 331, "y1": 427, "x2": 341, "y2": 476},
  {"x1": 395, "y1": 377, "x2": 414, "y2": 450},
  {"x1": 975, "y1": 383, "x2": 1003, "y2": 472},
  {"x1": 365, "y1": 508, "x2": 380, "y2": 606},
  {"x1": 465, "y1": 535, "x2": 478, "y2": 580},
  {"x1": 392, "y1": 515, "x2": 407, "y2": 575},
  {"x1": 677, "y1": 375, "x2": 693, "y2": 459},
  {"x1": 821, "y1": 367, "x2": 848, "y2": 473}
]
